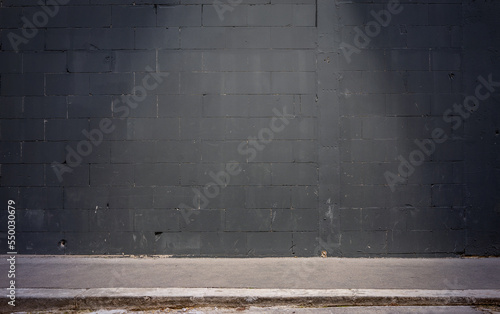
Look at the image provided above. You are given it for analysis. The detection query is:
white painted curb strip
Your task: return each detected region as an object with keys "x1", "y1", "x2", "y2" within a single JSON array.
[{"x1": 15, "y1": 288, "x2": 500, "y2": 299}]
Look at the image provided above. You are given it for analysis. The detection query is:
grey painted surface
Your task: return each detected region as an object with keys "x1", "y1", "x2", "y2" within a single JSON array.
[
  {"x1": 2, "y1": 256, "x2": 500, "y2": 311},
  {"x1": 3, "y1": 256, "x2": 500, "y2": 289},
  {"x1": 0, "y1": 0, "x2": 498, "y2": 256}
]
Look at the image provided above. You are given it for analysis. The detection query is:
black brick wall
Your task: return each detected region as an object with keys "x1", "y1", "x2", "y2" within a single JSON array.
[{"x1": 0, "y1": 0, "x2": 499, "y2": 257}]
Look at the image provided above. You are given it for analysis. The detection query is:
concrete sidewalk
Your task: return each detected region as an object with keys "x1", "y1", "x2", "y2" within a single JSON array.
[{"x1": 1, "y1": 256, "x2": 500, "y2": 311}]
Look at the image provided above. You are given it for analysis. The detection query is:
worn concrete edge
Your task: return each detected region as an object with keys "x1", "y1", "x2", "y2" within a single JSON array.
[
  {"x1": 1, "y1": 254, "x2": 495, "y2": 260},
  {"x1": 2, "y1": 288, "x2": 500, "y2": 311}
]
